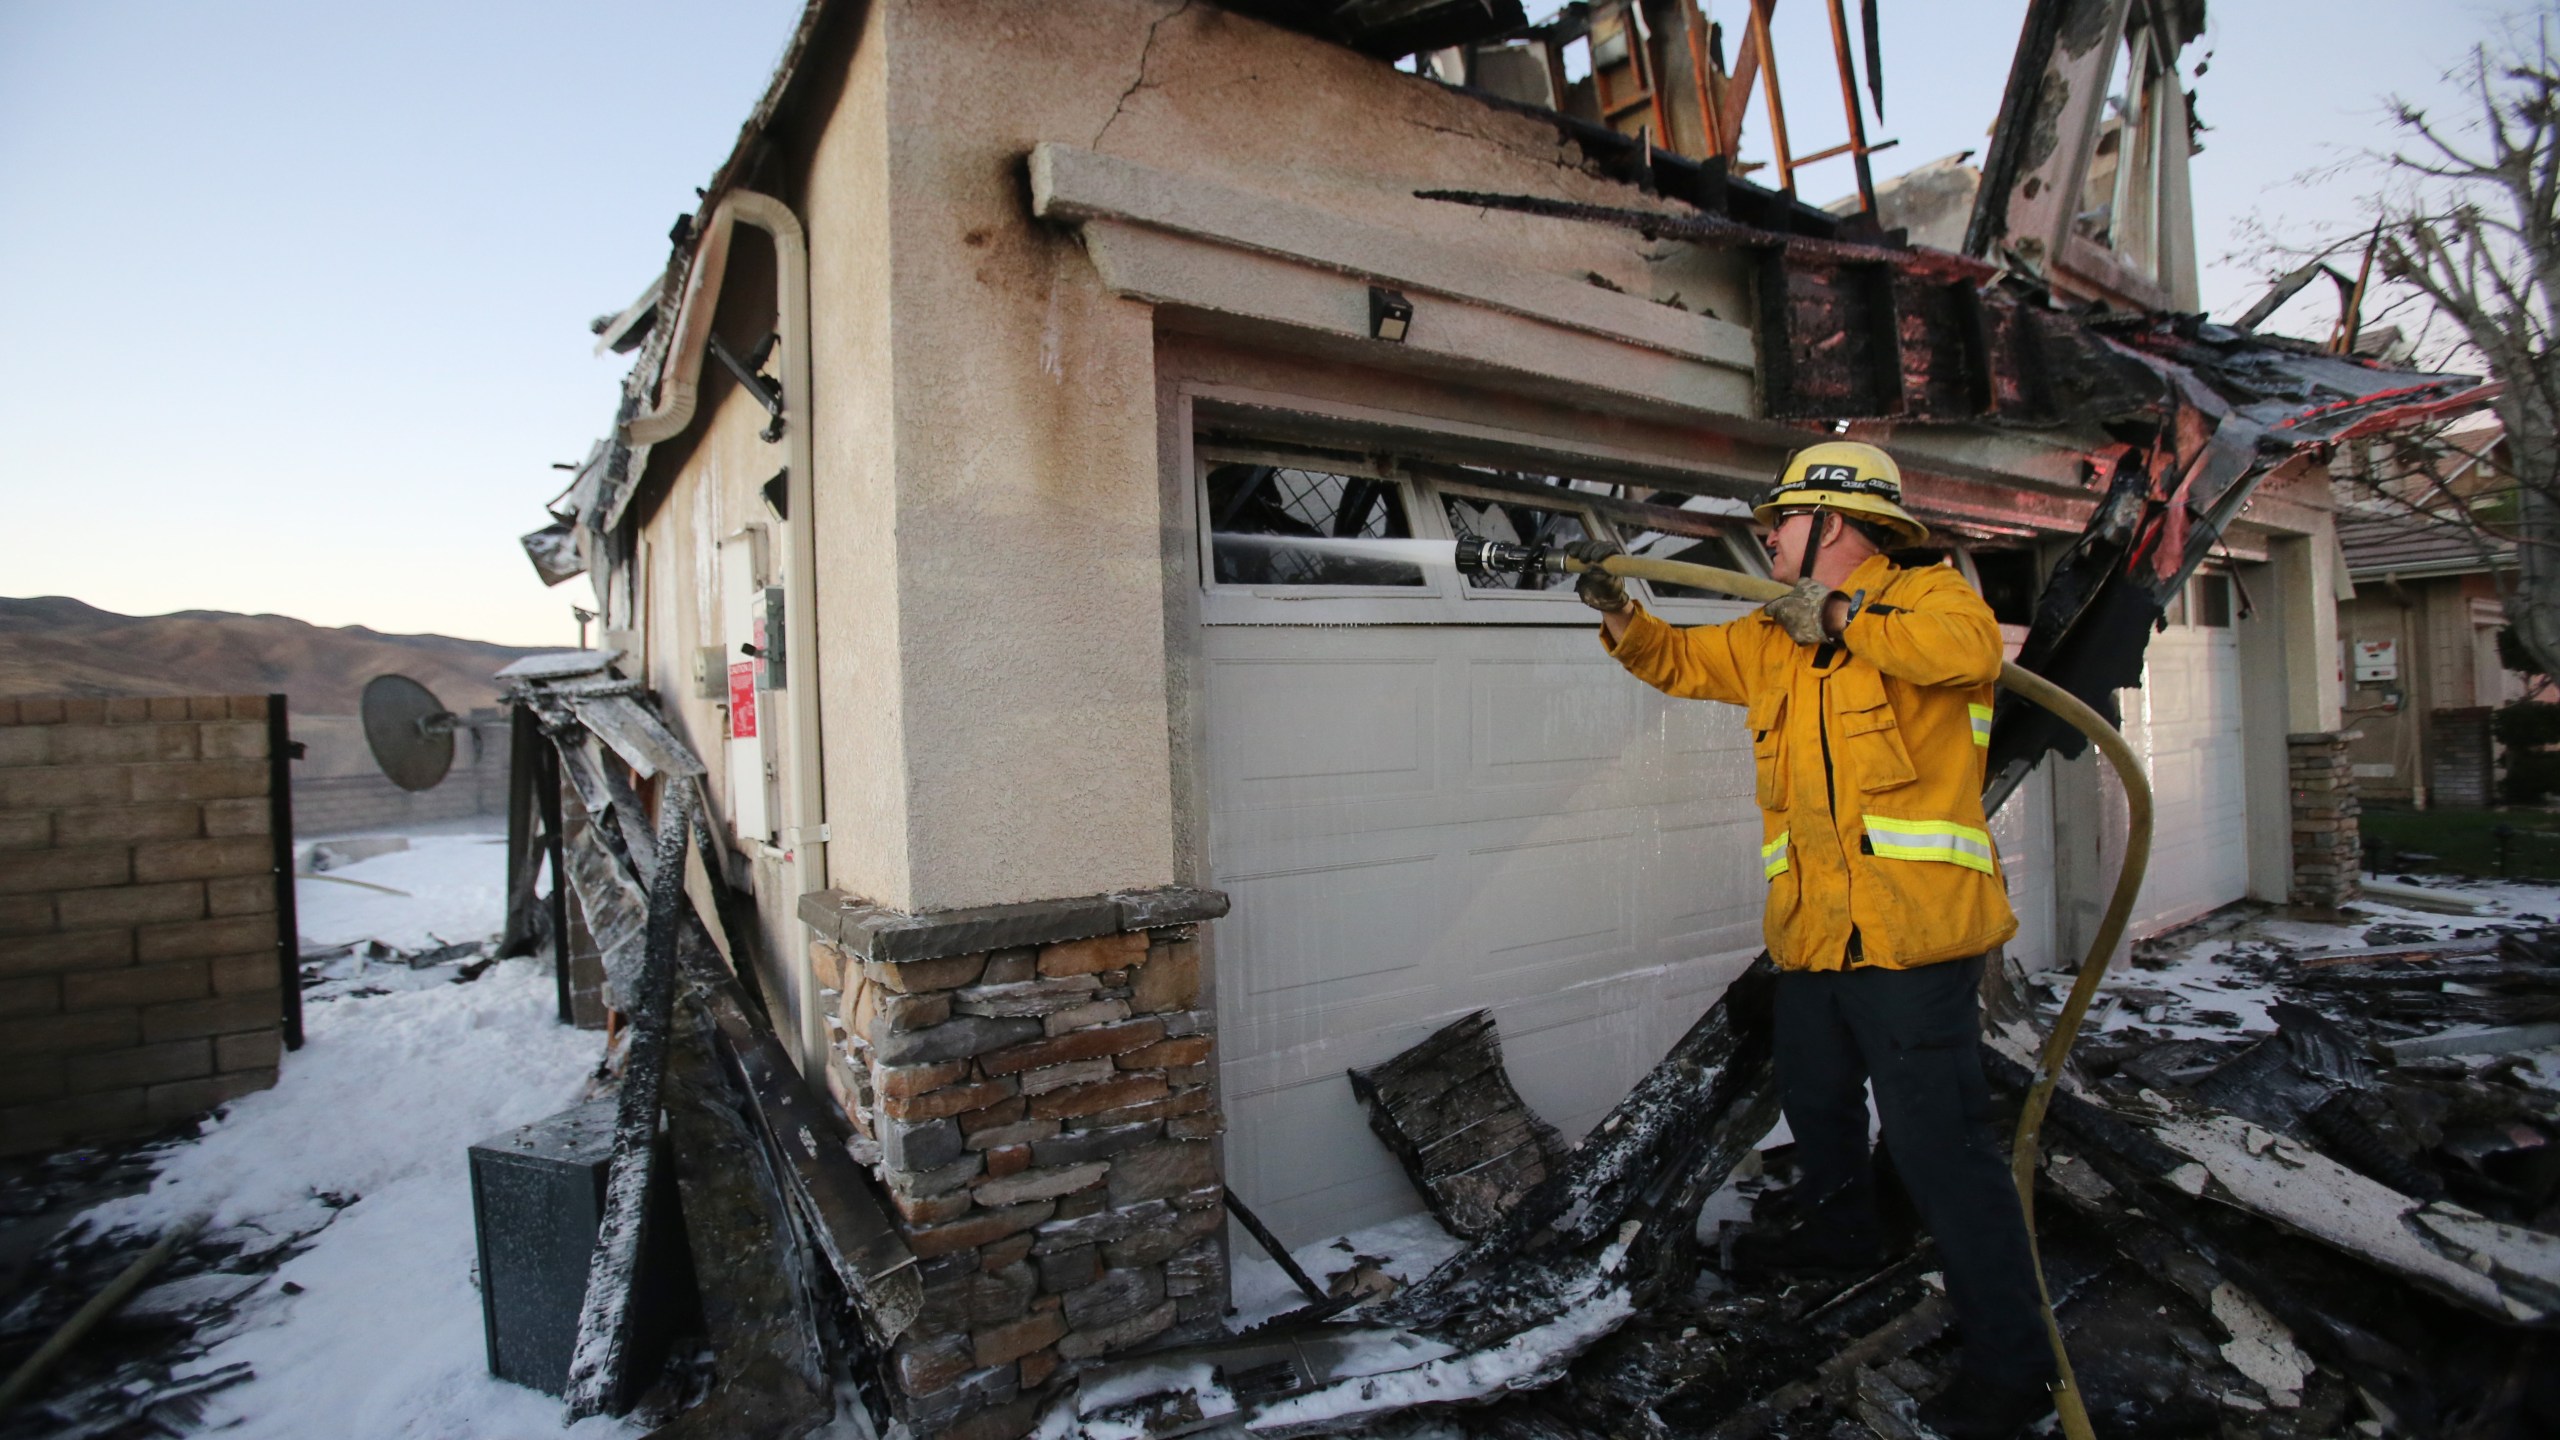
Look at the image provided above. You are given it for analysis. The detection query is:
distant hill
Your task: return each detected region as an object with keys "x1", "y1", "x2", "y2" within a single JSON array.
[{"x1": 0, "y1": 597, "x2": 548, "y2": 715}]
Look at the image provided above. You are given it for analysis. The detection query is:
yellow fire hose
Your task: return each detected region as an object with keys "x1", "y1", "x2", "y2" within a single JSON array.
[{"x1": 1567, "y1": 553, "x2": 2152, "y2": 1440}]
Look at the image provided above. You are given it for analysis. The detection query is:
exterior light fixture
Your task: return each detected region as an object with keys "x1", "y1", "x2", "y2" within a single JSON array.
[{"x1": 1369, "y1": 286, "x2": 1413, "y2": 342}]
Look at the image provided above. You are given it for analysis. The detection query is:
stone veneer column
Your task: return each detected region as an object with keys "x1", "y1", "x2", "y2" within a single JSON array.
[
  {"x1": 2288, "y1": 732, "x2": 2361, "y2": 908},
  {"x1": 798, "y1": 887, "x2": 1227, "y2": 1440}
]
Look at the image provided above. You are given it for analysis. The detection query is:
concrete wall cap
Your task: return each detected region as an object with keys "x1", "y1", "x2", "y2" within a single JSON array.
[{"x1": 801, "y1": 887, "x2": 1227, "y2": 964}]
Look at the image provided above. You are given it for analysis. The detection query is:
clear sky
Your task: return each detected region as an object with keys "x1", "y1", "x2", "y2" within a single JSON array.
[{"x1": 0, "y1": 1, "x2": 2513, "y2": 645}]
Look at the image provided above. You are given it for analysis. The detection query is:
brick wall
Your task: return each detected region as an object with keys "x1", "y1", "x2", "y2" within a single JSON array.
[
  {"x1": 0, "y1": 696, "x2": 289, "y2": 1155},
  {"x1": 802, "y1": 894, "x2": 1225, "y2": 1440},
  {"x1": 2289, "y1": 731, "x2": 2362, "y2": 909}
]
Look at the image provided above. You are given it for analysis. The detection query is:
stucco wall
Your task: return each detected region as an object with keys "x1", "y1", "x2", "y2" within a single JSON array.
[
  {"x1": 632, "y1": 370, "x2": 811, "y2": 999},
  {"x1": 807, "y1": 0, "x2": 911, "y2": 912},
  {"x1": 859, "y1": 0, "x2": 1772, "y2": 912}
]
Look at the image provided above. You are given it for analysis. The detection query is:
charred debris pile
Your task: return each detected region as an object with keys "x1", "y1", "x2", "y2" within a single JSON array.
[{"x1": 1061, "y1": 909, "x2": 2560, "y2": 1440}]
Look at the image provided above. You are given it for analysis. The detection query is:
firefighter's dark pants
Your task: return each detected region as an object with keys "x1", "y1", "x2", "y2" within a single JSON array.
[{"x1": 1773, "y1": 953, "x2": 2055, "y2": 1389}]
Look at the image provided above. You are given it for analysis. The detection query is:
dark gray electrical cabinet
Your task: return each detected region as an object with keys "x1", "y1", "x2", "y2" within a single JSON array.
[{"x1": 468, "y1": 1099, "x2": 691, "y2": 1396}]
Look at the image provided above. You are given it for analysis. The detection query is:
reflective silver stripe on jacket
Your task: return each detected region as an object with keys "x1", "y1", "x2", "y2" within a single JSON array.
[{"x1": 1862, "y1": 815, "x2": 1996, "y2": 875}]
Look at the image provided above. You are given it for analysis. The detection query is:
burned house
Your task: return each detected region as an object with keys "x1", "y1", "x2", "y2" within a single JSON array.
[{"x1": 510, "y1": 2, "x2": 2511, "y2": 1435}]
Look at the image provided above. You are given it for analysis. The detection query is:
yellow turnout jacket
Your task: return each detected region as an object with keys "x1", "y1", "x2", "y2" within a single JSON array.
[{"x1": 1601, "y1": 553, "x2": 2018, "y2": 971}]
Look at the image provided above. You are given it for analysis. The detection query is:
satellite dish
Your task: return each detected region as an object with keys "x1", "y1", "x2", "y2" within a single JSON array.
[{"x1": 362, "y1": 674, "x2": 458, "y2": 792}]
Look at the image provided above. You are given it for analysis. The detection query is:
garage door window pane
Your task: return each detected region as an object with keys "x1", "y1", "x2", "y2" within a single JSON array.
[
  {"x1": 1205, "y1": 463, "x2": 1427, "y2": 586},
  {"x1": 1443, "y1": 495, "x2": 1593, "y2": 591},
  {"x1": 1614, "y1": 528, "x2": 1767, "y2": 599}
]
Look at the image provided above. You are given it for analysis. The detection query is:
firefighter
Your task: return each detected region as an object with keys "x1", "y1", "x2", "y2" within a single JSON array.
[{"x1": 1571, "y1": 441, "x2": 2056, "y2": 1440}]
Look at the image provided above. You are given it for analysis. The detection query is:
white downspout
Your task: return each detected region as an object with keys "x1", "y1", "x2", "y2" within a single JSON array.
[
  {"x1": 729, "y1": 190, "x2": 831, "y2": 1075},
  {"x1": 623, "y1": 209, "x2": 736, "y2": 447},
  {"x1": 620, "y1": 189, "x2": 830, "y2": 1074}
]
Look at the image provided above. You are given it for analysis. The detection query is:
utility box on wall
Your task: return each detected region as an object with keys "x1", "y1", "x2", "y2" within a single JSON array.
[{"x1": 719, "y1": 528, "x2": 775, "y2": 845}]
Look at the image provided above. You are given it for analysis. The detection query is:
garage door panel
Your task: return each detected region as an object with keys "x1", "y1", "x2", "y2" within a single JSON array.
[
  {"x1": 1209, "y1": 624, "x2": 1777, "y2": 1240},
  {"x1": 1207, "y1": 656, "x2": 1437, "y2": 806},
  {"x1": 1454, "y1": 836, "x2": 1631, "y2": 975},
  {"x1": 1224, "y1": 1071, "x2": 1412, "y2": 1237},
  {"x1": 1469, "y1": 659, "x2": 1650, "y2": 777},
  {"x1": 1219, "y1": 853, "x2": 1439, "y2": 1000}
]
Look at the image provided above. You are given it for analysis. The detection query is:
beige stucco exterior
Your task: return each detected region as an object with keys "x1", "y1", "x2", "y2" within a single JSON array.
[{"x1": 629, "y1": 0, "x2": 1797, "y2": 923}]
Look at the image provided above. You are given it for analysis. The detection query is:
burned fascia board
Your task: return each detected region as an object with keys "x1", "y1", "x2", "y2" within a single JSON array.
[
  {"x1": 2102, "y1": 314, "x2": 2495, "y2": 442},
  {"x1": 590, "y1": 276, "x2": 665, "y2": 357},
  {"x1": 569, "y1": 694, "x2": 708, "y2": 781},
  {"x1": 1214, "y1": 0, "x2": 1528, "y2": 60},
  {"x1": 798, "y1": 885, "x2": 1231, "y2": 963},
  {"x1": 1415, "y1": 189, "x2": 2166, "y2": 429},
  {"x1": 1428, "y1": 81, "x2": 1857, "y2": 240},
  {"x1": 519, "y1": 524, "x2": 586, "y2": 589}
]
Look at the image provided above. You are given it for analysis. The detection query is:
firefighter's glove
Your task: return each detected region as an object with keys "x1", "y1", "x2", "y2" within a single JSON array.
[
  {"x1": 1764, "y1": 577, "x2": 1838, "y2": 645},
  {"x1": 1566, "y1": 540, "x2": 1632, "y2": 615}
]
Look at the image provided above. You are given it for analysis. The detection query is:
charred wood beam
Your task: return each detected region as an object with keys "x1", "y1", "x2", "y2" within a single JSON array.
[
  {"x1": 1215, "y1": 0, "x2": 1529, "y2": 60},
  {"x1": 1980, "y1": 1048, "x2": 2560, "y2": 1328},
  {"x1": 502, "y1": 704, "x2": 540, "y2": 959},
  {"x1": 1383, "y1": 957, "x2": 1780, "y2": 1336},
  {"x1": 564, "y1": 784, "x2": 694, "y2": 1419},
  {"x1": 1415, "y1": 188, "x2": 1993, "y2": 277},
  {"x1": 679, "y1": 939, "x2": 922, "y2": 1345},
  {"x1": 1963, "y1": 0, "x2": 2079, "y2": 259},
  {"x1": 1407, "y1": 191, "x2": 2187, "y2": 432},
  {"x1": 651, "y1": 993, "x2": 835, "y2": 1439}
]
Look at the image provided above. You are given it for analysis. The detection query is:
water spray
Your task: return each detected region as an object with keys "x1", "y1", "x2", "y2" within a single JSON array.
[{"x1": 1456, "y1": 539, "x2": 2151, "y2": 1440}]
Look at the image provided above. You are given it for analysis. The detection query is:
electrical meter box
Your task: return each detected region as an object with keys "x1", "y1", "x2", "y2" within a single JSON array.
[{"x1": 720, "y1": 528, "x2": 777, "y2": 844}]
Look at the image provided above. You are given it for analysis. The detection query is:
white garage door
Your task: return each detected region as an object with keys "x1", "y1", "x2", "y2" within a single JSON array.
[
  {"x1": 2119, "y1": 616, "x2": 2248, "y2": 934},
  {"x1": 1204, "y1": 622, "x2": 1767, "y2": 1242},
  {"x1": 1192, "y1": 446, "x2": 1775, "y2": 1243}
]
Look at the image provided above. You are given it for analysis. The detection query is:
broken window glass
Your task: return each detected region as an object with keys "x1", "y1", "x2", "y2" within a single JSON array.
[
  {"x1": 1203, "y1": 462, "x2": 1428, "y2": 587},
  {"x1": 1440, "y1": 490, "x2": 1596, "y2": 592},
  {"x1": 1613, "y1": 495, "x2": 1769, "y2": 600}
]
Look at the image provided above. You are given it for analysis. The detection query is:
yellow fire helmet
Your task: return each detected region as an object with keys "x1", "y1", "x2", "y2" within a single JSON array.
[{"x1": 1752, "y1": 440, "x2": 1930, "y2": 547}]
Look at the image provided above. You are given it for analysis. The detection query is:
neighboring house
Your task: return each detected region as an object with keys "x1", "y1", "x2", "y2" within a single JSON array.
[
  {"x1": 2338, "y1": 511, "x2": 2522, "y2": 807},
  {"x1": 518, "y1": 3, "x2": 2475, "y2": 1432}
]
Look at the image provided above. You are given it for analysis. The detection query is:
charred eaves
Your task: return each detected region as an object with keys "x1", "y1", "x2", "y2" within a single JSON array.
[{"x1": 1217, "y1": 1, "x2": 1530, "y2": 61}]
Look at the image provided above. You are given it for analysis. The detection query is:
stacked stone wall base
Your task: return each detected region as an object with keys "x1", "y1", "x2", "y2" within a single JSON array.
[
  {"x1": 2289, "y1": 731, "x2": 2361, "y2": 909},
  {"x1": 802, "y1": 887, "x2": 1227, "y2": 1440}
]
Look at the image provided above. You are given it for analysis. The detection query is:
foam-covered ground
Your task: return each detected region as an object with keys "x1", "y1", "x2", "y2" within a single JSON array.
[{"x1": 70, "y1": 833, "x2": 632, "y2": 1440}]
